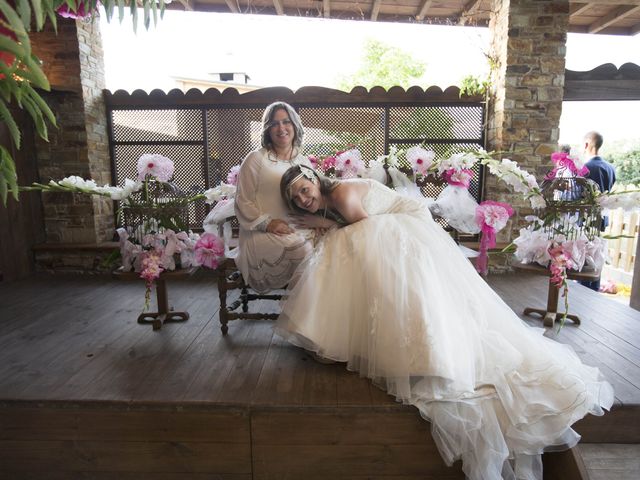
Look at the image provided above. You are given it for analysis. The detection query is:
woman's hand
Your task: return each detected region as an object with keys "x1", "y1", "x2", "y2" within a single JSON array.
[
  {"x1": 266, "y1": 218, "x2": 295, "y2": 236},
  {"x1": 288, "y1": 214, "x2": 337, "y2": 230}
]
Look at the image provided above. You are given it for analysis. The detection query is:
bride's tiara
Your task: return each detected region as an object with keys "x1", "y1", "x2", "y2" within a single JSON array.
[{"x1": 286, "y1": 167, "x2": 316, "y2": 196}]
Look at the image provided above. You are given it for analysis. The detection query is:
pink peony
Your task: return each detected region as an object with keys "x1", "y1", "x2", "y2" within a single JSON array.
[
  {"x1": 226, "y1": 165, "x2": 241, "y2": 186},
  {"x1": 406, "y1": 146, "x2": 435, "y2": 176},
  {"x1": 195, "y1": 233, "x2": 225, "y2": 269},
  {"x1": 322, "y1": 155, "x2": 337, "y2": 170},
  {"x1": 335, "y1": 149, "x2": 365, "y2": 178},
  {"x1": 443, "y1": 168, "x2": 474, "y2": 188},
  {"x1": 137, "y1": 154, "x2": 175, "y2": 182}
]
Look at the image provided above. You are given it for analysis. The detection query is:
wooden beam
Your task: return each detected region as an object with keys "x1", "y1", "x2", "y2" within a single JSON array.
[
  {"x1": 223, "y1": 0, "x2": 239, "y2": 14},
  {"x1": 588, "y1": 5, "x2": 640, "y2": 33},
  {"x1": 570, "y1": 3, "x2": 592, "y2": 17},
  {"x1": 323, "y1": 0, "x2": 330, "y2": 18},
  {"x1": 273, "y1": 0, "x2": 284, "y2": 15},
  {"x1": 416, "y1": 0, "x2": 433, "y2": 21},
  {"x1": 462, "y1": 0, "x2": 483, "y2": 16},
  {"x1": 370, "y1": 0, "x2": 381, "y2": 21}
]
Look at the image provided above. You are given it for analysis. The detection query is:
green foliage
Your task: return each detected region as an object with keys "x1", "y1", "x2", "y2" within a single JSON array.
[
  {"x1": 608, "y1": 149, "x2": 640, "y2": 186},
  {"x1": 459, "y1": 74, "x2": 489, "y2": 97},
  {"x1": 0, "y1": 0, "x2": 167, "y2": 206},
  {"x1": 336, "y1": 39, "x2": 425, "y2": 91}
]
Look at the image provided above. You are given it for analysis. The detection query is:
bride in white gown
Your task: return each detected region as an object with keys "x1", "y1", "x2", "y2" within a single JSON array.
[{"x1": 275, "y1": 165, "x2": 614, "y2": 480}]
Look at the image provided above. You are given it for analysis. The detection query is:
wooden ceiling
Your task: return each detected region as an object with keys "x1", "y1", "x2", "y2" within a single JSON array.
[{"x1": 168, "y1": 1, "x2": 640, "y2": 35}]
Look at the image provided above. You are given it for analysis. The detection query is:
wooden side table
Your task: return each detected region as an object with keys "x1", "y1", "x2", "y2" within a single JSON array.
[
  {"x1": 513, "y1": 261, "x2": 601, "y2": 328},
  {"x1": 113, "y1": 267, "x2": 198, "y2": 330}
]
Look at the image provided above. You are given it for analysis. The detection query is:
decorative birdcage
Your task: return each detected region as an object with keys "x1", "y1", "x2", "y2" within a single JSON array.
[
  {"x1": 537, "y1": 176, "x2": 603, "y2": 243},
  {"x1": 120, "y1": 181, "x2": 191, "y2": 244}
]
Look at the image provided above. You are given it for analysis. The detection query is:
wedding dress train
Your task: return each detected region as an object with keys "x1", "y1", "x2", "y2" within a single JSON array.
[{"x1": 275, "y1": 179, "x2": 613, "y2": 480}]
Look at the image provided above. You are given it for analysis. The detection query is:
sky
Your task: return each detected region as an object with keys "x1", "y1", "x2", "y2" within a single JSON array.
[{"x1": 99, "y1": 10, "x2": 640, "y2": 148}]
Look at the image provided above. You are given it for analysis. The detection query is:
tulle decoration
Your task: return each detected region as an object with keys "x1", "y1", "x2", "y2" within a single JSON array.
[
  {"x1": 429, "y1": 185, "x2": 481, "y2": 234},
  {"x1": 203, "y1": 198, "x2": 239, "y2": 258},
  {"x1": 475, "y1": 201, "x2": 514, "y2": 275}
]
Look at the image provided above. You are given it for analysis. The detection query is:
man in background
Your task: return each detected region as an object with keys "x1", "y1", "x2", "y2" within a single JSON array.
[{"x1": 581, "y1": 131, "x2": 616, "y2": 291}]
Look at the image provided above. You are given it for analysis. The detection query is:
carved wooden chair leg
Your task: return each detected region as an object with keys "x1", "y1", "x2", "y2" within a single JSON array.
[
  {"x1": 218, "y1": 265, "x2": 230, "y2": 335},
  {"x1": 241, "y1": 285, "x2": 250, "y2": 313}
]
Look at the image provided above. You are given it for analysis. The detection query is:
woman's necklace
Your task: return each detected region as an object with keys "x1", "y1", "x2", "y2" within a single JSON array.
[{"x1": 268, "y1": 146, "x2": 295, "y2": 163}]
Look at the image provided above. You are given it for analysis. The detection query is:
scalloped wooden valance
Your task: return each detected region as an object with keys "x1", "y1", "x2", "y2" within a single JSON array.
[
  {"x1": 564, "y1": 62, "x2": 640, "y2": 101},
  {"x1": 103, "y1": 85, "x2": 484, "y2": 108}
]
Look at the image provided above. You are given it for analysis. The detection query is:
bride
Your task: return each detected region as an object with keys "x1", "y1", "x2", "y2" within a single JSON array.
[{"x1": 275, "y1": 164, "x2": 613, "y2": 480}]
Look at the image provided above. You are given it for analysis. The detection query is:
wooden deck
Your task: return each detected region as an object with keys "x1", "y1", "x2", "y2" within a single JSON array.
[{"x1": 0, "y1": 270, "x2": 639, "y2": 478}]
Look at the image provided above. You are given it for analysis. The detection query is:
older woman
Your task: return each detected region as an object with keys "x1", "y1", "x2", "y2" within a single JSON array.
[{"x1": 233, "y1": 102, "x2": 314, "y2": 292}]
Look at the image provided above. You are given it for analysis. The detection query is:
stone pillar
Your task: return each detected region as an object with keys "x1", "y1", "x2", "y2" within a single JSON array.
[
  {"x1": 487, "y1": 0, "x2": 570, "y2": 241},
  {"x1": 31, "y1": 17, "x2": 112, "y2": 245}
]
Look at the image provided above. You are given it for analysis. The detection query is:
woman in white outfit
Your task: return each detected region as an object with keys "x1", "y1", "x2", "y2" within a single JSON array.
[
  {"x1": 234, "y1": 102, "x2": 314, "y2": 292},
  {"x1": 276, "y1": 164, "x2": 613, "y2": 480}
]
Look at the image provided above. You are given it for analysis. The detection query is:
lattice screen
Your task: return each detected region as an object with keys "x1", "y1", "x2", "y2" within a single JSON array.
[{"x1": 109, "y1": 103, "x2": 484, "y2": 230}]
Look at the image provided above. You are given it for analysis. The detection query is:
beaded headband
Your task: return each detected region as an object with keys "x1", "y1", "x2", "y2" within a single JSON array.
[{"x1": 286, "y1": 168, "x2": 316, "y2": 198}]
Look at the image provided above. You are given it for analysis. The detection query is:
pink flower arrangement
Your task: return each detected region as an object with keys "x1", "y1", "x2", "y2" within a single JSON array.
[
  {"x1": 195, "y1": 233, "x2": 225, "y2": 269},
  {"x1": 137, "y1": 153, "x2": 175, "y2": 182},
  {"x1": 406, "y1": 146, "x2": 435, "y2": 176},
  {"x1": 308, "y1": 155, "x2": 319, "y2": 169},
  {"x1": 443, "y1": 168, "x2": 474, "y2": 188},
  {"x1": 544, "y1": 151, "x2": 589, "y2": 180},
  {"x1": 56, "y1": 1, "x2": 96, "y2": 19},
  {"x1": 475, "y1": 201, "x2": 514, "y2": 275},
  {"x1": 140, "y1": 251, "x2": 165, "y2": 310},
  {"x1": 321, "y1": 155, "x2": 337, "y2": 171},
  {"x1": 335, "y1": 149, "x2": 365, "y2": 178},
  {"x1": 226, "y1": 165, "x2": 241, "y2": 186}
]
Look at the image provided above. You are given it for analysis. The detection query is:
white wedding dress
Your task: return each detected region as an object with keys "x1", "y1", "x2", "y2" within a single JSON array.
[{"x1": 276, "y1": 179, "x2": 613, "y2": 480}]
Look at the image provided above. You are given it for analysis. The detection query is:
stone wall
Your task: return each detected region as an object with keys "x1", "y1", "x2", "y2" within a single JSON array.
[
  {"x1": 30, "y1": 17, "x2": 114, "y2": 272},
  {"x1": 488, "y1": 0, "x2": 570, "y2": 242}
]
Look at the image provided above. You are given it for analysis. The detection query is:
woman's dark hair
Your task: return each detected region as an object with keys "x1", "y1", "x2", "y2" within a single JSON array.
[
  {"x1": 261, "y1": 101, "x2": 304, "y2": 150},
  {"x1": 280, "y1": 165, "x2": 338, "y2": 213}
]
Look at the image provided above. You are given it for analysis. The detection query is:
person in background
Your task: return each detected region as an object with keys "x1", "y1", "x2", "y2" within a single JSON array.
[
  {"x1": 581, "y1": 130, "x2": 616, "y2": 291},
  {"x1": 233, "y1": 102, "x2": 314, "y2": 292}
]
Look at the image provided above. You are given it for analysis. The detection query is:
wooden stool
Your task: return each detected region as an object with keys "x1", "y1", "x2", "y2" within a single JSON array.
[
  {"x1": 513, "y1": 262, "x2": 601, "y2": 328},
  {"x1": 113, "y1": 267, "x2": 197, "y2": 330}
]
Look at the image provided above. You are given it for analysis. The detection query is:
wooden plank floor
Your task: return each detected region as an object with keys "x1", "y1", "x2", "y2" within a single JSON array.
[
  {"x1": 1, "y1": 270, "x2": 638, "y2": 410},
  {"x1": 0, "y1": 270, "x2": 639, "y2": 478}
]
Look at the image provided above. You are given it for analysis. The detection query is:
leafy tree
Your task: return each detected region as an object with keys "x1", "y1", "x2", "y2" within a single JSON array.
[
  {"x1": 608, "y1": 149, "x2": 640, "y2": 186},
  {"x1": 336, "y1": 39, "x2": 425, "y2": 91},
  {"x1": 0, "y1": 0, "x2": 166, "y2": 205}
]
